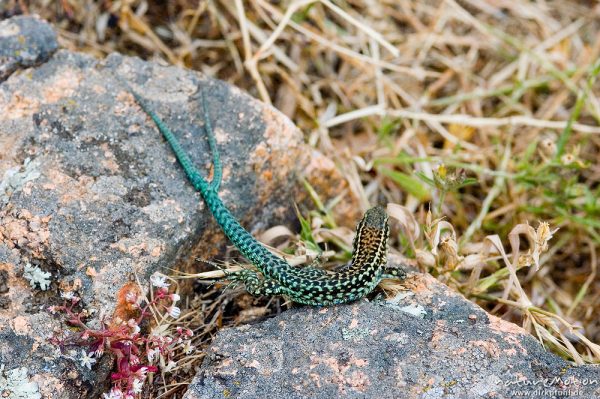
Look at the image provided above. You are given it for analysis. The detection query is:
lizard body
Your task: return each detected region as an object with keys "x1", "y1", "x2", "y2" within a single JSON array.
[{"x1": 131, "y1": 89, "x2": 405, "y2": 306}]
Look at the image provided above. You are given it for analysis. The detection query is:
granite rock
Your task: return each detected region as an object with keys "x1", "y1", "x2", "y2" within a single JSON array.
[
  {"x1": 0, "y1": 16, "x2": 57, "y2": 81},
  {"x1": 184, "y1": 255, "x2": 600, "y2": 399},
  {"x1": 0, "y1": 16, "x2": 348, "y2": 398}
]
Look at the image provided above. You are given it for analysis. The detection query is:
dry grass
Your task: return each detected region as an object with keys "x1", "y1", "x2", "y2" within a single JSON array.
[{"x1": 5, "y1": 0, "x2": 600, "y2": 396}]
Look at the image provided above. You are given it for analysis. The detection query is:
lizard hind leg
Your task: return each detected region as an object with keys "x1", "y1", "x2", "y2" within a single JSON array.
[
  {"x1": 307, "y1": 252, "x2": 325, "y2": 268},
  {"x1": 223, "y1": 269, "x2": 285, "y2": 297}
]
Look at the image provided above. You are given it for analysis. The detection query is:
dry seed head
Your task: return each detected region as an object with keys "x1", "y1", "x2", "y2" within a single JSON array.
[
  {"x1": 518, "y1": 254, "x2": 534, "y2": 268},
  {"x1": 535, "y1": 221, "x2": 557, "y2": 252},
  {"x1": 439, "y1": 235, "x2": 462, "y2": 270},
  {"x1": 528, "y1": 221, "x2": 558, "y2": 270}
]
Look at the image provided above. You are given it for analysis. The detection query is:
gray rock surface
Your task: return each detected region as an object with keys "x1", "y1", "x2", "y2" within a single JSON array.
[
  {"x1": 0, "y1": 16, "x2": 349, "y2": 399},
  {"x1": 184, "y1": 255, "x2": 600, "y2": 399},
  {"x1": 0, "y1": 16, "x2": 57, "y2": 81}
]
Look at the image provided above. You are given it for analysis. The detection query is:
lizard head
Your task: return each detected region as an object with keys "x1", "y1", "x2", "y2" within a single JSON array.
[{"x1": 362, "y1": 206, "x2": 388, "y2": 229}]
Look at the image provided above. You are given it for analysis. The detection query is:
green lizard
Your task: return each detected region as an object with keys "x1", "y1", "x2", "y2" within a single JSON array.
[{"x1": 131, "y1": 88, "x2": 406, "y2": 306}]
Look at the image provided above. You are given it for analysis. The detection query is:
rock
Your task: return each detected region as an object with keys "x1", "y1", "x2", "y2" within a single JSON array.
[
  {"x1": 184, "y1": 255, "x2": 600, "y2": 399},
  {"x1": 0, "y1": 16, "x2": 58, "y2": 81},
  {"x1": 0, "y1": 15, "x2": 353, "y2": 398}
]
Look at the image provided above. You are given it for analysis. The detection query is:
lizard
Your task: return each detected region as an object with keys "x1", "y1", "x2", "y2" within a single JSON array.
[{"x1": 130, "y1": 87, "x2": 406, "y2": 306}]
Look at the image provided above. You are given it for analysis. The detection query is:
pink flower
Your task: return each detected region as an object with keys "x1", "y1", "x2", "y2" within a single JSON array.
[
  {"x1": 125, "y1": 291, "x2": 138, "y2": 304},
  {"x1": 129, "y1": 354, "x2": 140, "y2": 366}
]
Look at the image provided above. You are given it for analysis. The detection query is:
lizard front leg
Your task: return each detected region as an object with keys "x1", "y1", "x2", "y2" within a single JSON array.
[{"x1": 381, "y1": 265, "x2": 408, "y2": 280}]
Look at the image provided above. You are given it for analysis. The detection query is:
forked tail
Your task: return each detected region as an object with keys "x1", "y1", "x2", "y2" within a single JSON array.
[
  {"x1": 131, "y1": 89, "x2": 287, "y2": 276},
  {"x1": 130, "y1": 90, "x2": 222, "y2": 194}
]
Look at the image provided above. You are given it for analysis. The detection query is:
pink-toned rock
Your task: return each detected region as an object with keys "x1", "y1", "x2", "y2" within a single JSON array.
[
  {"x1": 0, "y1": 15, "x2": 353, "y2": 398},
  {"x1": 183, "y1": 255, "x2": 600, "y2": 399}
]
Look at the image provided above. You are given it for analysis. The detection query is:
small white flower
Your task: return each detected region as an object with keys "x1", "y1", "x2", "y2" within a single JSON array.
[
  {"x1": 171, "y1": 293, "x2": 180, "y2": 303},
  {"x1": 94, "y1": 345, "x2": 105, "y2": 357},
  {"x1": 150, "y1": 272, "x2": 169, "y2": 288},
  {"x1": 182, "y1": 340, "x2": 194, "y2": 354},
  {"x1": 146, "y1": 348, "x2": 158, "y2": 364},
  {"x1": 79, "y1": 350, "x2": 96, "y2": 370},
  {"x1": 167, "y1": 306, "x2": 181, "y2": 318},
  {"x1": 127, "y1": 319, "x2": 140, "y2": 334},
  {"x1": 23, "y1": 263, "x2": 51, "y2": 290},
  {"x1": 61, "y1": 291, "x2": 75, "y2": 300},
  {"x1": 102, "y1": 388, "x2": 123, "y2": 399},
  {"x1": 132, "y1": 378, "x2": 143, "y2": 394},
  {"x1": 163, "y1": 360, "x2": 177, "y2": 372}
]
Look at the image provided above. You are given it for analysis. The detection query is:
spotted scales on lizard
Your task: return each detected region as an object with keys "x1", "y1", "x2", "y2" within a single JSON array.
[{"x1": 130, "y1": 87, "x2": 406, "y2": 306}]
